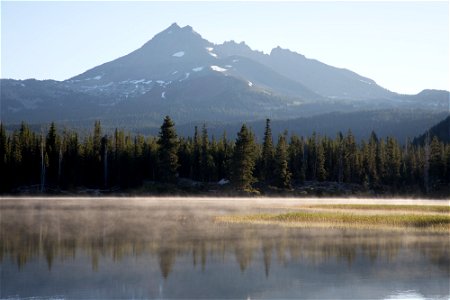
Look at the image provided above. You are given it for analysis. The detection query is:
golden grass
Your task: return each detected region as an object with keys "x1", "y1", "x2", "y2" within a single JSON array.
[
  {"x1": 216, "y1": 211, "x2": 450, "y2": 232},
  {"x1": 305, "y1": 204, "x2": 450, "y2": 213}
]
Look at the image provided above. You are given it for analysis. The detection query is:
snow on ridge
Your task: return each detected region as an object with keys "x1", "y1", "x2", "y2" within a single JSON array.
[
  {"x1": 206, "y1": 47, "x2": 214, "y2": 52},
  {"x1": 211, "y1": 65, "x2": 227, "y2": 72},
  {"x1": 192, "y1": 67, "x2": 203, "y2": 72},
  {"x1": 85, "y1": 75, "x2": 102, "y2": 81},
  {"x1": 179, "y1": 72, "x2": 190, "y2": 82},
  {"x1": 359, "y1": 79, "x2": 372, "y2": 85},
  {"x1": 156, "y1": 80, "x2": 172, "y2": 88},
  {"x1": 130, "y1": 79, "x2": 146, "y2": 84},
  {"x1": 172, "y1": 51, "x2": 185, "y2": 57}
]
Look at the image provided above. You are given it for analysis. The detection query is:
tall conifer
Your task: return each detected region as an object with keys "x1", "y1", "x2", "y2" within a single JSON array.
[{"x1": 157, "y1": 116, "x2": 179, "y2": 183}]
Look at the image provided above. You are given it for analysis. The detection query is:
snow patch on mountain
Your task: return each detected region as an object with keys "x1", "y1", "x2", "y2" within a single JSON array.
[
  {"x1": 211, "y1": 66, "x2": 227, "y2": 72},
  {"x1": 179, "y1": 73, "x2": 190, "y2": 81},
  {"x1": 161, "y1": 92, "x2": 166, "y2": 99},
  {"x1": 172, "y1": 51, "x2": 185, "y2": 57},
  {"x1": 359, "y1": 79, "x2": 373, "y2": 85},
  {"x1": 248, "y1": 81, "x2": 253, "y2": 87},
  {"x1": 130, "y1": 79, "x2": 146, "y2": 84},
  {"x1": 192, "y1": 67, "x2": 204, "y2": 72},
  {"x1": 209, "y1": 52, "x2": 218, "y2": 58},
  {"x1": 84, "y1": 75, "x2": 103, "y2": 81}
]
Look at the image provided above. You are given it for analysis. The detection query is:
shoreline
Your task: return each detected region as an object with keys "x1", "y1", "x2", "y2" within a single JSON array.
[{"x1": 0, "y1": 196, "x2": 448, "y2": 206}]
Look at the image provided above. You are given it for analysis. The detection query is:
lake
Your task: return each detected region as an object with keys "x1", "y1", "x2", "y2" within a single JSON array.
[{"x1": 0, "y1": 197, "x2": 448, "y2": 299}]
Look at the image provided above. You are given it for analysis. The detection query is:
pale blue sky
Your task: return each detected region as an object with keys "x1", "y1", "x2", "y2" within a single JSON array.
[{"x1": 1, "y1": 1, "x2": 448, "y2": 94}]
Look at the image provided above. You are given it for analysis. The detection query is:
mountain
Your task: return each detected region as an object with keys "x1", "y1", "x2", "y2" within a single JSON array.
[
  {"x1": 0, "y1": 79, "x2": 105, "y2": 124},
  {"x1": 1, "y1": 23, "x2": 448, "y2": 139},
  {"x1": 66, "y1": 23, "x2": 322, "y2": 103},
  {"x1": 215, "y1": 42, "x2": 394, "y2": 100}
]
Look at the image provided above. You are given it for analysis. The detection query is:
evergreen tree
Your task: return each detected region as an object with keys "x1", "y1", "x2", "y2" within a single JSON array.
[
  {"x1": 192, "y1": 126, "x2": 201, "y2": 181},
  {"x1": 231, "y1": 124, "x2": 257, "y2": 191},
  {"x1": 177, "y1": 137, "x2": 193, "y2": 179},
  {"x1": 316, "y1": 138, "x2": 327, "y2": 182},
  {"x1": 101, "y1": 135, "x2": 109, "y2": 187},
  {"x1": 261, "y1": 119, "x2": 274, "y2": 181},
  {"x1": 157, "y1": 116, "x2": 179, "y2": 183},
  {"x1": 429, "y1": 136, "x2": 444, "y2": 184},
  {"x1": 376, "y1": 138, "x2": 387, "y2": 184},
  {"x1": 45, "y1": 122, "x2": 60, "y2": 186},
  {"x1": 367, "y1": 132, "x2": 379, "y2": 185},
  {"x1": 335, "y1": 132, "x2": 344, "y2": 183},
  {"x1": 343, "y1": 130, "x2": 357, "y2": 183},
  {"x1": 0, "y1": 124, "x2": 7, "y2": 191},
  {"x1": 386, "y1": 136, "x2": 401, "y2": 185},
  {"x1": 445, "y1": 144, "x2": 450, "y2": 182},
  {"x1": 306, "y1": 132, "x2": 317, "y2": 180},
  {"x1": 200, "y1": 124, "x2": 215, "y2": 182},
  {"x1": 288, "y1": 135, "x2": 305, "y2": 183},
  {"x1": 274, "y1": 133, "x2": 292, "y2": 188},
  {"x1": 61, "y1": 131, "x2": 79, "y2": 188},
  {"x1": 216, "y1": 132, "x2": 233, "y2": 180}
]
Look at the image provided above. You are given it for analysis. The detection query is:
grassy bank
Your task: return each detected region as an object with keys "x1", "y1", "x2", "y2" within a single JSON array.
[
  {"x1": 216, "y1": 204, "x2": 450, "y2": 232},
  {"x1": 305, "y1": 204, "x2": 450, "y2": 213}
]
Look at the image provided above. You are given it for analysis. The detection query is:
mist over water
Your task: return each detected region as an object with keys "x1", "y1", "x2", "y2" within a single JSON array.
[{"x1": 1, "y1": 198, "x2": 448, "y2": 299}]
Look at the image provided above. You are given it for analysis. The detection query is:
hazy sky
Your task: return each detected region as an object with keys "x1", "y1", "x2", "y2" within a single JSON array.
[{"x1": 1, "y1": 1, "x2": 449, "y2": 94}]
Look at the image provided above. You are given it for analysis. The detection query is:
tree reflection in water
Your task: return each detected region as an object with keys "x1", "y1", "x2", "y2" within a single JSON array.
[{"x1": 1, "y1": 199, "x2": 448, "y2": 281}]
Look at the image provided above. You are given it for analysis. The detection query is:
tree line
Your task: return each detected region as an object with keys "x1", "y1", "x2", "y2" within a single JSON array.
[{"x1": 1, "y1": 116, "x2": 448, "y2": 194}]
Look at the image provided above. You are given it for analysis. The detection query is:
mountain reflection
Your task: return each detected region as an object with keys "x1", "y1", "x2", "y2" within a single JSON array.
[{"x1": 0, "y1": 199, "x2": 449, "y2": 280}]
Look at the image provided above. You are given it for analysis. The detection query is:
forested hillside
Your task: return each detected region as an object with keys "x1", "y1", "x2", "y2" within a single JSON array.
[
  {"x1": 1, "y1": 117, "x2": 448, "y2": 196},
  {"x1": 414, "y1": 116, "x2": 450, "y2": 145}
]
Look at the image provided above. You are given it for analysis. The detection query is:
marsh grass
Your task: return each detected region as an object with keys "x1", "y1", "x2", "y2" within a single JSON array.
[
  {"x1": 217, "y1": 211, "x2": 450, "y2": 232},
  {"x1": 305, "y1": 204, "x2": 450, "y2": 213}
]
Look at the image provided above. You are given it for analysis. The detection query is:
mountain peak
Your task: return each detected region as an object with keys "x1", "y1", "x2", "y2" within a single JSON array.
[
  {"x1": 169, "y1": 22, "x2": 180, "y2": 29},
  {"x1": 160, "y1": 22, "x2": 181, "y2": 34},
  {"x1": 161, "y1": 23, "x2": 199, "y2": 34}
]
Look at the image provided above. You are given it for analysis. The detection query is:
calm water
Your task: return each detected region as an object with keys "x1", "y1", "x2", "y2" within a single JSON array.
[{"x1": 0, "y1": 198, "x2": 448, "y2": 299}]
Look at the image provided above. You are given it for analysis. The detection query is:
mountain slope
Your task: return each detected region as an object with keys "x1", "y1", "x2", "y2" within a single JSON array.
[
  {"x1": 1, "y1": 22, "x2": 448, "y2": 134},
  {"x1": 215, "y1": 42, "x2": 395, "y2": 100},
  {"x1": 413, "y1": 115, "x2": 450, "y2": 145},
  {"x1": 172, "y1": 110, "x2": 448, "y2": 143},
  {"x1": 0, "y1": 79, "x2": 106, "y2": 124}
]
